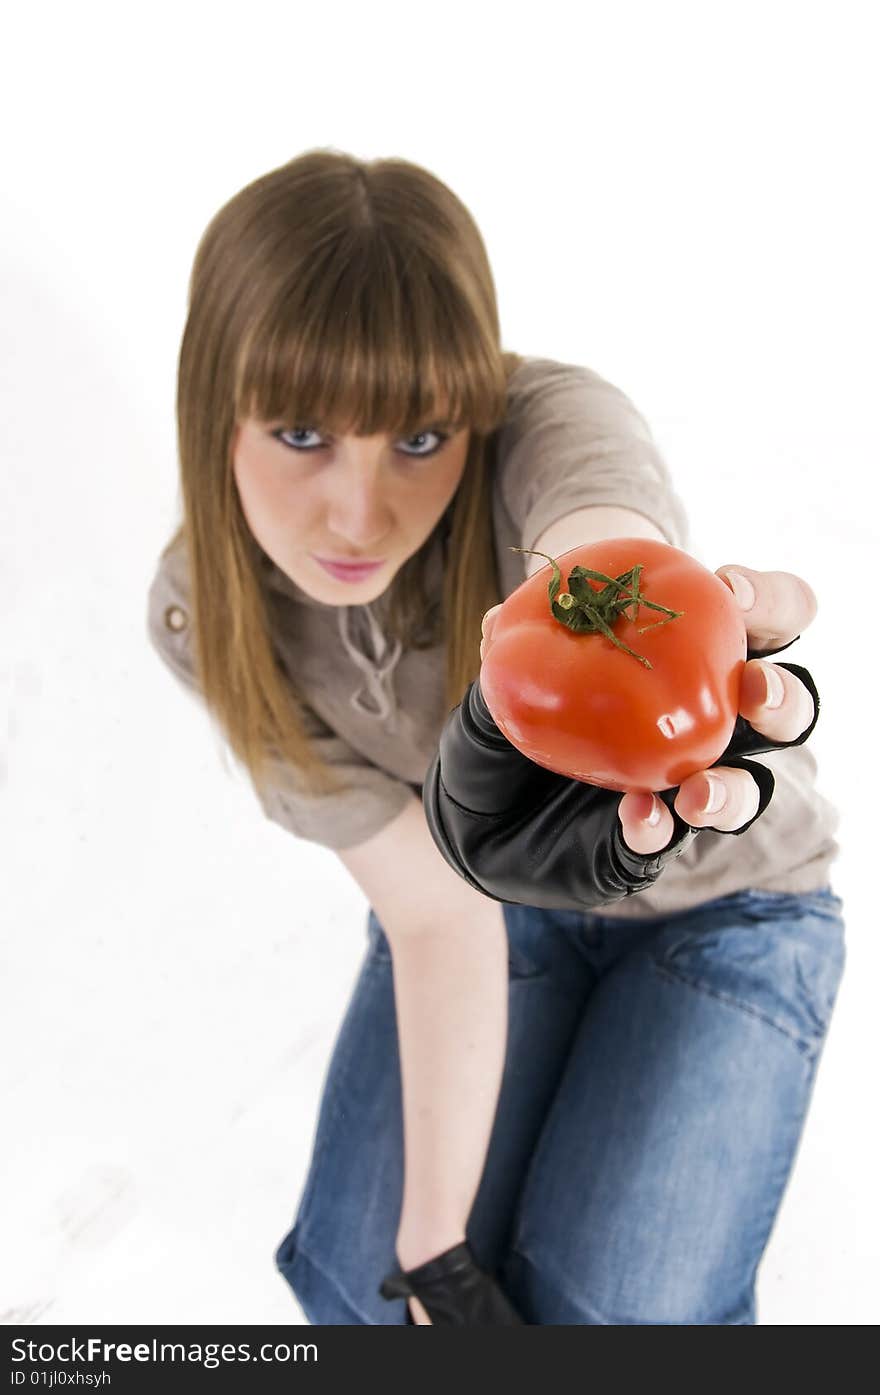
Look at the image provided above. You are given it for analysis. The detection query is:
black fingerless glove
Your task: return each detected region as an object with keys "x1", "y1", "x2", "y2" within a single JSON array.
[
  {"x1": 422, "y1": 634, "x2": 820, "y2": 913},
  {"x1": 379, "y1": 1239, "x2": 525, "y2": 1325}
]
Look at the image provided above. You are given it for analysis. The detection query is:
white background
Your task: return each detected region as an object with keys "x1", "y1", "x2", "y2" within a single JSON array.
[{"x1": 2, "y1": 0, "x2": 877, "y2": 1326}]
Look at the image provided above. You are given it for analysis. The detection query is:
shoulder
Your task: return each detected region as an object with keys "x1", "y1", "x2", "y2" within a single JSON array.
[
  {"x1": 495, "y1": 355, "x2": 654, "y2": 462},
  {"x1": 491, "y1": 352, "x2": 690, "y2": 554},
  {"x1": 501, "y1": 355, "x2": 643, "y2": 433},
  {"x1": 506, "y1": 354, "x2": 612, "y2": 397}
]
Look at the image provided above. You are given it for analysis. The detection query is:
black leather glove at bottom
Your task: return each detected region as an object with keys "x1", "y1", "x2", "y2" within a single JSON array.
[{"x1": 379, "y1": 1239, "x2": 525, "y2": 1325}]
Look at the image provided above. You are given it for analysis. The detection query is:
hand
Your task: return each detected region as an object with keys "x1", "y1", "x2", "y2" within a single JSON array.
[
  {"x1": 481, "y1": 564, "x2": 819, "y2": 856},
  {"x1": 424, "y1": 564, "x2": 820, "y2": 913},
  {"x1": 379, "y1": 1239, "x2": 525, "y2": 1325}
]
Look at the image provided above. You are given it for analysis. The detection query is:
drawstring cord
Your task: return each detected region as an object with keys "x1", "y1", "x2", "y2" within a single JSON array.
[{"x1": 336, "y1": 604, "x2": 402, "y2": 730}]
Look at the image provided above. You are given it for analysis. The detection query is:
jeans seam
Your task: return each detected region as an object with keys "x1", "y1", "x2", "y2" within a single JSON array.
[
  {"x1": 651, "y1": 959, "x2": 820, "y2": 1058},
  {"x1": 280, "y1": 1235, "x2": 380, "y2": 1325},
  {"x1": 295, "y1": 954, "x2": 382, "y2": 1225},
  {"x1": 506, "y1": 1245, "x2": 612, "y2": 1324}
]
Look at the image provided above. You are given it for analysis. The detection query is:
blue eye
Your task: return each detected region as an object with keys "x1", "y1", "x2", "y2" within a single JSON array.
[
  {"x1": 271, "y1": 427, "x2": 449, "y2": 457},
  {"x1": 400, "y1": 429, "x2": 449, "y2": 457},
  {"x1": 274, "y1": 427, "x2": 322, "y2": 450}
]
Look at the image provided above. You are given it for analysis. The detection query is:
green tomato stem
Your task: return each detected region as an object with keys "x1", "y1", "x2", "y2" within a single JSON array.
[{"x1": 509, "y1": 546, "x2": 685, "y2": 671}]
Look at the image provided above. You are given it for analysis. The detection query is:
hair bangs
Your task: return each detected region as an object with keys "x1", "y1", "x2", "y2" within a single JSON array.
[{"x1": 233, "y1": 233, "x2": 507, "y2": 443}]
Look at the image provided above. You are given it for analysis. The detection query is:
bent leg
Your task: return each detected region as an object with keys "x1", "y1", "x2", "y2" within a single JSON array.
[
  {"x1": 274, "y1": 904, "x2": 596, "y2": 1323},
  {"x1": 500, "y1": 889, "x2": 846, "y2": 1324}
]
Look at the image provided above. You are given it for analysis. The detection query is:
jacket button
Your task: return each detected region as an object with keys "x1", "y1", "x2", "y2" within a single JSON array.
[{"x1": 164, "y1": 605, "x2": 188, "y2": 632}]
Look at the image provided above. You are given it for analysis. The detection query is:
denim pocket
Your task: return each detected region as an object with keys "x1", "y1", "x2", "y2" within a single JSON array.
[
  {"x1": 736, "y1": 886, "x2": 844, "y2": 920},
  {"x1": 654, "y1": 890, "x2": 846, "y2": 1057}
]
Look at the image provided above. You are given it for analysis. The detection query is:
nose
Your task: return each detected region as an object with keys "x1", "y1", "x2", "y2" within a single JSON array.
[{"x1": 325, "y1": 446, "x2": 393, "y2": 549}]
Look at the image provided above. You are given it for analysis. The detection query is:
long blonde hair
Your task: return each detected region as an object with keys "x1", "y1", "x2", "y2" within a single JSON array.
[{"x1": 162, "y1": 148, "x2": 523, "y2": 799}]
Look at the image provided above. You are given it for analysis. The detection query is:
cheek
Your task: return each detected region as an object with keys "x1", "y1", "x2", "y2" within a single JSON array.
[
  {"x1": 412, "y1": 437, "x2": 468, "y2": 502},
  {"x1": 398, "y1": 471, "x2": 456, "y2": 527},
  {"x1": 432, "y1": 444, "x2": 469, "y2": 506},
  {"x1": 234, "y1": 455, "x2": 313, "y2": 539},
  {"x1": 234, "y1": 463, "x2": 306, "y2": 555},
  {"x1": 233, "y1": 458, "x2": 267, "y2": 530}
]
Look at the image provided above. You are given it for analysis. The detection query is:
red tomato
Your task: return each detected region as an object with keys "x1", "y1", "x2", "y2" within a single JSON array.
[{"x1": 479, "y1": 537, "x2": 747, "y2": 794}]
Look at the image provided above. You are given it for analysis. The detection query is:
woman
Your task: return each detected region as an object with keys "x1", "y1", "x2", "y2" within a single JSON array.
[{"x1": 147, "y1": 149, "x2": 845, "y2": 1325}]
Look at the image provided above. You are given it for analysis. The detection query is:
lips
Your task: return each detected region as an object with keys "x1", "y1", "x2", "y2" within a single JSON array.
[
  {"x1": 318, "y1": 557, "x2": 384, "y2": 566},
  {"x1": 314, "y1": 555, "x2": 385, "y2": 581}
]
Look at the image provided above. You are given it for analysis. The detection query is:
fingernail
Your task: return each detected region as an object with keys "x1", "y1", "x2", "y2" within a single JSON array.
[
  {"x1": 763, "y1": 663, "x2": 784, "y2": 708},
  {"x1": 701, "y1": 774, "x2": 726, "y2": 815},
  {"x1": 645, "y1": 795, "x2": 661, "y2": 826},
  {"x1": 722, "y1": 570, "x2": 755, "y2": 611}
]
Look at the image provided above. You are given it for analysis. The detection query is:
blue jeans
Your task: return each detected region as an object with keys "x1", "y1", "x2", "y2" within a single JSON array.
[{"x1": 274, "y1": 885, "x2": 846, "y2": 1324}]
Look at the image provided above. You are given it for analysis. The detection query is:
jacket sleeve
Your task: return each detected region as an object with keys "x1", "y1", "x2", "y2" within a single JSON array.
[
  {"x1": 496, "y1": 357, "x2": 692, "y2": 558},
  {"x1": 146, "y1": 544, "x2": 202, "y2": 698}
]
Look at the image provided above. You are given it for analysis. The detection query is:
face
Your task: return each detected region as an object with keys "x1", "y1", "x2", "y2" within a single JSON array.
[{"x1": 231, "y1": 414, "x2": 471, "y2": 604}]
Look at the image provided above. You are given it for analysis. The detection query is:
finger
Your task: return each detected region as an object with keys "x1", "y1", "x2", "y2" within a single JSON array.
[
  {"x1": 716, "y1": 566, "x2": 818, "y2": 652},
  {"x1": 674, "y1": 765, "x2": 761, "y2": 832},
  {"x1": 480, "y1": 604, "x2": 503, "y2": 662},
  {"x1": 739, "y1": 659, "x2": 816, "y2": 743},
  {"x1": 617, "y1": 791, "x2": 677, "y2": 855},
  {"x1": 481, "y1": 603, "x2": 502, "y2": 637}
]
